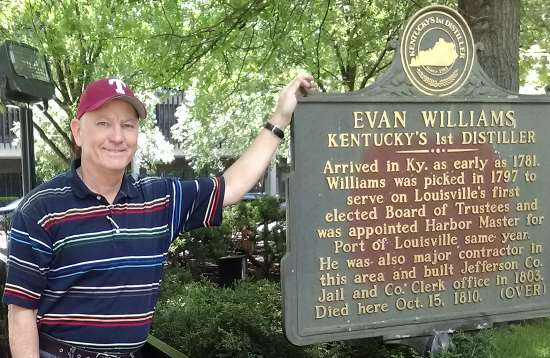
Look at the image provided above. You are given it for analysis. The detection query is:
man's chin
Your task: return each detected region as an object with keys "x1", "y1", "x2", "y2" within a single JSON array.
[{"x1": 98, "y1": 157, "x2": 133, "y2": 173}]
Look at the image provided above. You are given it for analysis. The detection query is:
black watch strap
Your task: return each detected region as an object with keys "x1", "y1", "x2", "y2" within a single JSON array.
[{"x1": 264, "y1": 122, "x2": 284, "y2": 139}]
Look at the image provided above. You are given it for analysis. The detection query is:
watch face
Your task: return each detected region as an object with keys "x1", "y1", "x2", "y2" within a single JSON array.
[
  {"x1": 9, "y1": 44, "x2": 51, "y2": 83},
  {"x1": 400, "y1": 6, "x2": 475, "y2": 96}
]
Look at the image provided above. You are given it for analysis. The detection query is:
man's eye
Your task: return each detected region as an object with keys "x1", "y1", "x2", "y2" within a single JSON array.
[
  {"x1": 97, "y1": 122, "x2": 108, "y2": 127},
  {"x1": 123, "y1": 123, "x2": 136, "y2": 129}
]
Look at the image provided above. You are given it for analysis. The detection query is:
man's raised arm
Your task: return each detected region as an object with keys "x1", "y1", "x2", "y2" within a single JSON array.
[{"x1": 222, "y1": 74, "x2": 314, "y2": 206}]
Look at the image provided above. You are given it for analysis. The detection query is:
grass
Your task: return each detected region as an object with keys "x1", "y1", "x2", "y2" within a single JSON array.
[
  {"x1": 435, "y1": 319, "x2": 550, "y2": 358},
  {"x1": 492, "y1": 319, "x2": 550, "y2": 358}
]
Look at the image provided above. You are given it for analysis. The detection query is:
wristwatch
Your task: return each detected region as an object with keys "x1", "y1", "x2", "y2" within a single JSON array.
[{"x1": 264, "y1": 122, "x2": 284, "y2": 139}]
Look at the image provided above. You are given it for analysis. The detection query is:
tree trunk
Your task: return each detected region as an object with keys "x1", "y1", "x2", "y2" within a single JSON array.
[{"x1": 458, "y1": 0, "x2": 520, "y2": 92}]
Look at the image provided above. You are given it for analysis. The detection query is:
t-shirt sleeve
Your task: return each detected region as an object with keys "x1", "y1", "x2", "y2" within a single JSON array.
[
  {"x1": 170, "y1": 176, "x2": 225, "y2": 235},
  {"x1": 2, "y1": 210, "x2": 53, "y2": 309}
]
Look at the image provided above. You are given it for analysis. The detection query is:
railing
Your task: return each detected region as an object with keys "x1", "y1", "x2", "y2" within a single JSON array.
[
  {"x1": 144, "y1": 335, "x2": 189, "y2": 357},
  {"x1": 0, "y1": 108, "x2": 23, "y2": 197},
  {"x1": 0, "y1": 108, "x2": 19, "y2": 151},
  {"x1": 0, "y1": 174, "x2": 22, "y2": 198}
]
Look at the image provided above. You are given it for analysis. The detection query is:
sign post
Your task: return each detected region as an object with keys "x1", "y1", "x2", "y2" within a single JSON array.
[
  {"x1": 19, "y1": 107, "x2": 35, "y2": 194},
  {"x1": 0, "y1": 41, "x2": 54, "y2": 194},
  {"x1": 282, "y1": 5, "x2": 550, "y2": 348}
]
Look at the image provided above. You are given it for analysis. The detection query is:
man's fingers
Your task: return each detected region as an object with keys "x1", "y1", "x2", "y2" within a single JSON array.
[
  {"x1": 293, "y1": 75, "x2": 315, "y2": 96},
  {"x1": 278, "y1": 74, "x2": 315, "y2": 100}
]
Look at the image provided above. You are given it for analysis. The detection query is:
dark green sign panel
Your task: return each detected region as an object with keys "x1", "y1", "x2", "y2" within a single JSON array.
[{"x1": 282, "y1": 5, "x2": 550, "y2": 345}]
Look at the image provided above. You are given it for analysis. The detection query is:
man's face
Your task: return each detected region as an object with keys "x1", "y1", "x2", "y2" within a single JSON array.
[{"x1": 71, "y1": 99, "x2": 139, "y2": 175}]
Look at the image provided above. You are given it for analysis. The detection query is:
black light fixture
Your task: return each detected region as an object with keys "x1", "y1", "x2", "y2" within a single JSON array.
[
  {"x1": 0, "y1": 41, "x2": 54, "y2": 194},
  {"x1": 0, "y1": 41, "x2": 54, "y2": 103}
]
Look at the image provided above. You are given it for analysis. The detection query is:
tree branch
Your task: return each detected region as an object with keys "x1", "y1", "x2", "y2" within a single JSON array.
[
  {"x1": 315, "y1": 0, "x2": 331, "y2": 82},
  {"x1": 55, "y1": 60, "x2": 71, "y2": 104},
  {"x1": 36, "y1": 104, "x2": 73, "y2": 148},
  {"x1": 332, "y1": 42, "x2": 347, "y2": 86},
  {"x1": 32, "y1": 121, "x2": 69, "y2": 163},
  {"x1": 150, "y1": 0, "x2": 269, "y2": 89},
  {"x1": 360, "y1": 44, "x2": 389, "y2": 89}
]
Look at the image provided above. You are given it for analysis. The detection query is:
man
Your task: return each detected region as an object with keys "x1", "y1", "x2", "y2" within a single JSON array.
[{"x1": 3, "y1": 75, "x2": 314, "y2": 357}]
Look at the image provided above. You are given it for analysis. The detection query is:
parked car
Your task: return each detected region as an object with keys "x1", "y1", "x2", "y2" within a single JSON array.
[{"x1": 241, "y1": 192, "x2": 266, "y2": 201}]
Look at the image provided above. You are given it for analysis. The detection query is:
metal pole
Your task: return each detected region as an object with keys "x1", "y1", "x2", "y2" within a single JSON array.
[
  {"x1": 19, "y1": 106, "x2": 35, "y2": 195},
  {"x1": 385, "y1": 330, "x2": 454, "y2": 357},
  {"x1": 266, "y1": 159, "x2": 277, "y2": 196}
]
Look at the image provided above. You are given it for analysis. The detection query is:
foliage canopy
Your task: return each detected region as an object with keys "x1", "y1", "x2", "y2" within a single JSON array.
[{"x1": 0, "y1": 0, "x2": 547, "y2": 172}]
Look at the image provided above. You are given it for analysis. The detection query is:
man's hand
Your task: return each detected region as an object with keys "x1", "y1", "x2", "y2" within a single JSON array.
[
  {"x1": 270, "y1": 74, "x2": 315, "y2": 129},
  {"x1": 222, "y1": 74, "x2": 315, "y2": 206}
]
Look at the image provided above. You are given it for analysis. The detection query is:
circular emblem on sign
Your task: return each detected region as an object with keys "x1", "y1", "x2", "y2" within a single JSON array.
[{"x1": 400, "y1": 6, "x2": 475, "y2": 96}]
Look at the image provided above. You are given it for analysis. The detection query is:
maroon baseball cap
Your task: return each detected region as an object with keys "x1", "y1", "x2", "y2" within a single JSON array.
[{"x1": 76, "y1": 78, "x2": 147, "y2": 120}]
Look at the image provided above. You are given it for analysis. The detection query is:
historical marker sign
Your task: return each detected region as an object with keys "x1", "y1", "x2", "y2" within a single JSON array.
[{"x1": 282, "y1": 5, "x2": 550, "y2": 346}]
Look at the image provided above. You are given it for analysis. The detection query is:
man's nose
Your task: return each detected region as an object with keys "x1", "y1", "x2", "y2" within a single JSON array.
[{"x1": 109, "y1": 124, "x2": 124, "y2": 142}]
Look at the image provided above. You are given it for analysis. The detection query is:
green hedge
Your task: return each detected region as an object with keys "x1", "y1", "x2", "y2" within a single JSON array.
[
  {"x1": 169, "y1": 196, "x2": 287, "y2": 279},
  {"x1": 152, "y1": 273, "x2": 309, "y2": 358},
  {"x1": 152, "y1": 270, "x2": 423, "y2": 358}
]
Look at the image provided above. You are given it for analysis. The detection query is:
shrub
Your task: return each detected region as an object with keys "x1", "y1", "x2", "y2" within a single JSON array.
[
  {"x1": 168, "y1": 195, "x2": 287, "y2": 279},
  {"x1": 153, "y1": 270, "x2": 434, "y2": 358},
  {"x1": 169, "y1": 224, "x2": 233, "y2": 266},
  {"x1": 152, "y1": 277, "x2": 309, "y2": 358},
  {"x1": 433, "y1": 330, "x2": 495, "y2": 358}
]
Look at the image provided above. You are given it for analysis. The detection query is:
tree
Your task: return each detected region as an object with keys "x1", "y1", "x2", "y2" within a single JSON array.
[
  {"x1": 173, "y1": 0, "x2": 548, "y2": 172},
  {"x1": 458, "y1": 0, "x2": 521, "y2": 92},
  {"x1": 0, "y1": 0, "x2": 175, "y2": 179},
  {"x1": 1, "y1": 0, "x2": 546, "y2": 175},
  {"x1": 520, "y1": 0, "x2": 550, "y2": 89},
  {"x1": 171, "y1": 0, "x2": 456, "y2": 172}
]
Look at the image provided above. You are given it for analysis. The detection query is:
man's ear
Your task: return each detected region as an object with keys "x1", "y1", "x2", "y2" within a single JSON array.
[{"x1": 70, "y1": 118, "x2": 81, "y2": 147}]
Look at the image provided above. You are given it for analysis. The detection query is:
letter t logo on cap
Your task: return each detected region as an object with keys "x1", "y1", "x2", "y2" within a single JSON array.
[
  {"x1": 76, "y1": 78, "x2": 147, "y2": 119},
  {"x1": 108, "y1": 79, "x2": 127, "y2": 94}
]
